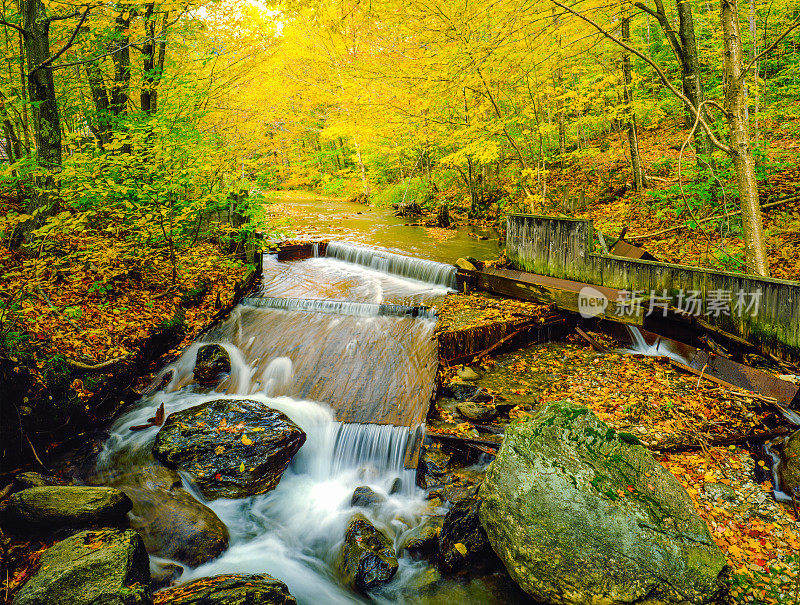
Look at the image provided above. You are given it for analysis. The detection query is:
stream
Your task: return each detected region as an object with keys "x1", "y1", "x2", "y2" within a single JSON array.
[{"x1": 90, "y1": 196, "x2": 512, "y2": 604}]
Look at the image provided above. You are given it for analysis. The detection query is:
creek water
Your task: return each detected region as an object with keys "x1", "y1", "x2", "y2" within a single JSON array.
[{"x1": 93, "y1": 207, "x2": 512, "y2": 603}]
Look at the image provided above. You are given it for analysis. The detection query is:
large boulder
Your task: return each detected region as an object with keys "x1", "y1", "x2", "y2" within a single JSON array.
[
  {"x1": 479, "y1": 402, "x2": 727, "y2": 605},
  {"x1": 13, "y1": 529, "x2": 151, "y2": 605},
  {"x1": 416, "y1": 443, "x2": 451, "y2": 489},
  {"x1": 193, "y1": 344, "x2": 231, "y2": 384},
  {"x1": 337, "y1": 514, "x2": 398, "y2": 593},
  {"x1": 437, "y1": 497, "x2": 494, "y2": 574},
  {"x1": 153, "y1": 399, "x2": 306, "y2": 500},
  {"x1": 3, "y1": 486, "x2": 131, "y2": 537},
  {"x1": 110, "y1": 463, "x2": 229, "y2": 567},
  {"x1": 152, "y1": 574, "x2": 296, "y2": 604}
]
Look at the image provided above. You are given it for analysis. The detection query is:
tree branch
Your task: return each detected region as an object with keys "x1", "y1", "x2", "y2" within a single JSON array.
[
  {"x1": 30, "y1": 7, "x2": 90, "y2": 78},
  {"x1": 0, "y1": 19, "x2": 25, "y2": 35},
  {"x1": 548, "y1": 0, "x2": 731, "y2": 155},
  {"x1": 740, "y1": 14, "x2": 800, "y2": 79}
]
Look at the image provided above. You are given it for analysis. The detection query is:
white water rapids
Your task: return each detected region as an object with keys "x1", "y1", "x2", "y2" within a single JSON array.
[{"x1": 92, "y1": 245, "x2": 475, "y2": 603}]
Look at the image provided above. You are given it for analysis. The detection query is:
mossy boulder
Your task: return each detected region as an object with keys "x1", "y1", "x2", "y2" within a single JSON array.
[
  {"x1": 337, "y1": 514, "x2": 398, "y2": 593},
  {"x1": 192, "y1": 344, "x2": 231, "y2": 384},
  {"x1": 438, "y1": 497, "x2": 494, "y2": 574},
  {"x1": 153, "y1": 399, "x2": 305, "y2": 500},
  {"x1": 13, "y1": 529, "x2": 151, "y2": 605},
  {"x1": 3, "y1": 486, "x2": 131, "y2": 537},
  {"x1": 479, "y1": 402, "x2": 727, "y2": 605},
  {"x1": 152, "y1": 574, "x2": 296, "y2": 604},
  {"x1": 109, "y1": 463, "x2": 229, "y2": 566}
]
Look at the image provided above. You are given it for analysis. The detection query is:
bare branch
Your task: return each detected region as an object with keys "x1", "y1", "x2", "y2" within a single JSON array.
[
  {"x1": 740, "y1": 13, "x2": 800, "y2": 79},
  {"x1": 548, "y1": 0, "x2": 732, "y2": 155},
  {"x1": 0, "y1": 19, "x2": 25, "y2": 35}
]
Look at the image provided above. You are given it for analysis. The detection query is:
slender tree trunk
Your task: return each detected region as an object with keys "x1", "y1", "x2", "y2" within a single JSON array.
[
  {"x1": 720, "y1": 0, "x2": 769, "y2": 276},
  {"x1": 85, "y1": 60, "x2": 112, "y2": 148},
  {"x1": 676, "y1": 0, "x2": 713, "y2": 157},
  {"x1": 353, "y1": 136, "x2": 370, "y2": 199},
  {"x1": 622, "y1": 17, "x2": 645, "y2": 191},
  {"x1": 110, "y1": 11, "x2": 133, "y2": 118},
  {"x1": 141, "y1": 3, "x2": 156, "y2": 114}
]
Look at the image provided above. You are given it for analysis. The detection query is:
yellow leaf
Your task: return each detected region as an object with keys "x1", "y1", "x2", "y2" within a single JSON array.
[
  {"x1": 214, "y1": 446, "x2": 225, "y2": 455},
  {"x1": 241, "y1": 434, "x2": 253, "y2": 445},
  {"x1": 454, "y1": 543, "x2": 467, "y2": 556},
  {"x1": 239, "y1": 461, "x2": 245, "y2": 472}
]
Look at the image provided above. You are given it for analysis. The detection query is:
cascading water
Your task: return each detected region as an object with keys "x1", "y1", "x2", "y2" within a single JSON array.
[
  {"x1": 93, "y1": 242, "x2": 461, "y2": 604},
  {"x1": 326, "y1": 241, "x2": 458, "y2": 290}
]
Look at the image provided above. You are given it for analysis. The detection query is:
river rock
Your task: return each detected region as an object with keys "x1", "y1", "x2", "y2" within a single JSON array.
[
  {"x1": 441, "y1": 381, "x2": 480, "y2": 401},
  {"x1": 457, "y1": 366, "x2": 479, "y2": 381},
  {"x1": 2, "y1": 486, "x2": 131, "y2": 537},
  {"x1": 153, "y1": 399, "x2": 306, "y2": 500},
  {"x1": 400, "y1": 516, "x2": 443, "y2": 558},
  {"x1": 351, "y1": 486, "x2": 386, "y2": 508},
  {"x1": 437, "y1": 497, "x2": 493, "y2": 574},
  {"x1": 416, "y1": 443, "x2": 451, "y2": 489},
  {"x1": 479, "y1": 402, "x2": 727, "y2": 605},
  {"x1": 152, "y1": 574, "x2": 296, "y2": 604},
  {"x1": 111, "y1": 463, "x2": 229, "y2": 566},
  {"x1": 12, "y1": 472, "x2": 64, "y2": 492},
  {"x1": 192, "y1": 344, "x2": 231, "y2": 384},
  {"x1": 13, "y1": 529, "x2": 150, "y2": 605},
  {"x1": 777, "y1": 429, "x2": 800, "y2": 506},
  {"x1": 456, "y1": 401, "x2": 497, "y2": 422},
  {"x1": 337, "y1": 514, "x2": 398, "y2": 592},
  {"x1": 455, "y1": 258, "x2": 477, "y2": 271},
  {"x1": 150, "y1": 562, "x2": 184, "y2": 591}
]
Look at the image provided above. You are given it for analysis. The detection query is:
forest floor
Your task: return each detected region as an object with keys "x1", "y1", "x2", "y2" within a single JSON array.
[
  {"x1": 433, "y1": 292, "x2": 800, "y2": 604},
  {"x1": 541, "y1": 117, "x2": 800, "y2": 281}
]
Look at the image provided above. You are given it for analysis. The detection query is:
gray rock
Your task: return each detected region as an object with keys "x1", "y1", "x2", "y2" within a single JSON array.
[
  {"x1": 438, "y1": 497, "x2": 493, "y2": 574},
  {"x1": 337, "y1": 514, "x2": 398, "y2": 592},
  {"x1": 3, "y1": 486, "x2": 131, "y2": 536},
  {"x1": 111, "y1": 463, "x2": 229, "y2": 567},
  {"x1": 153, "y1": 399, "x2": 306, "y2": 500},
  {"x1": 416, "y1": 444, "x2": 451, "y2": 489},
  {"x1": 777, "y1": 430, "x2": 800, "y2": 507},
  {"x1": 441, "y1": 381, "x2": 480, "y2": 401},
  {"x1": 193, "y1": 344, "x2": 231, "y2": 384},
  {"x1": 703, "y1": 482, "x2": 737, "y2": 503},
  {"x1": 13, "y1": 529, "x2": 150, "y2": 605},
  {"x1": 149, "y1": 561, "x2": 183, "y2": 591},
  {"x1": 456, "y1": 401, "x2": 497, "y2": 422},
  {"x1": 479, "y1": 402, "x2": 727, "y2": 605},
  {"x1": 351, "y1": 486, "x2": 386, "y2": 508},
  {"x1": 152, "y1": 573, "x2": 296, "y2": 604}
]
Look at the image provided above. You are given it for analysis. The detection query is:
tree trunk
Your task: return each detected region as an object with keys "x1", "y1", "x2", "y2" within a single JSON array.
[
  {"x1": 720, "y1": 0, "x2": 769, "y2": 276},
  {"x1": 85, "y1": 60, "x2": 112, "y2": 148},
  {"x1": 621, "y1": 17, "x2": 645, "y2": 191},
  {"x1": 141, "y1": 3, "x2": 156, "y2": 114},
  {"x1": 20, "y1": 0, "x2": 61, "y2": 173},
  {"x1": 676, "y1": 0, "x2": 713, "y2": 157},
  {"x1": 353, "y1": 136, "x2": 370, "y2": 199},
  {"x1": 110, "y1": 10, "x2": 133, "y2": 118}
]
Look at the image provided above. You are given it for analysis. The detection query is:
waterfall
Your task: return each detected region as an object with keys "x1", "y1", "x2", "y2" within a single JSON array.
[
  {"x1": 240, "y1": 296, "x2": 435, "y2": 319},
  {"x1": 326, "y1": 241, "x2": 457, "y2": 289}
]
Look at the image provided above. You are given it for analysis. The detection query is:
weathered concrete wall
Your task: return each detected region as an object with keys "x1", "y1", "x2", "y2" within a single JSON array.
[{"x1": 507, "y1": 214, "x2": 800, "y2": 363}]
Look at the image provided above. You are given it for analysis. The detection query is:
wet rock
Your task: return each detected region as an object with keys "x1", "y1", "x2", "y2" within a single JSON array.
[
  {"x1": 429, "y1": 467, "x2": 484, "y2": 504},
  {"x1": 394, "y1": 201, "x2": 423, "y2": 216},
  {"x1": 389, "y1": 477, "x2": 403, "y2": 494},
  {"x1": 12, "y1": 529, "x2": 150, "y2": 605},
  {"x1": 400, "y1": 516, "x2": 443, "y2": 558},
  {"x1": 703, "y1": 482, "x2": 737, "y2": 503},
  {"x1": 479, "y1": 402, "x2": 727, "y2": 605},
  {"x1": 440, "y1": 381, "x2": 479, "y2": 401},
  {"x1": 456, "y1": 366, "x2": 479, "y2": 381},
  {"x1": 2, "y1": 486, "x2": 131, "y2": 537},
  {"x1": 456, "y1": 401, "x2": 497, "y2": 422},
  {"x1": 150, "y1": 561, "x2": 183, "y2": 591},
  {"x1": 351, "y1": 486, "x2": 386, "y2": 508},
  {"x1": 337, "y1": 514, "x2": 398, "y2": 592},
  {"x1": 416, "y1": 444, "x2": 451, "y2": 489},
  {"x1": 152, "y1": 573, "x2": 296, "y2": 604},
  {"x1": 438, "y1": 497, "x2": 493, "y2": 574},
  {"x1": 12, "y1": 472, "x2": 64, "y2": 492},
  {"x1": 777, "y1": 430, "x2": 800, "y2": 508},
  {"x1": 111, "y1": 463, "x2": 229, "y2": 567},
  {"x1": 153, "y1": 399, "x2": 306, "y2": 500},
  {"x1": 455, "y1": 258, "x2": 476, "y2": 271},
  {"x1": 192, "y1": 344, "x2": 231, "y2": 384}
]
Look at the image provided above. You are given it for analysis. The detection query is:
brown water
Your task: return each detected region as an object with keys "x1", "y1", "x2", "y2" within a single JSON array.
[{"x1": 267, "y1": 194, "x2": 501, "y2": 264}]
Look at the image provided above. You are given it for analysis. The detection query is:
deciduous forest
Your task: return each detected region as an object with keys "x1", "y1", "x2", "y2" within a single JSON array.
[{"x1": 1, "y1": 1, "x2": 799, "y2": 604}]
